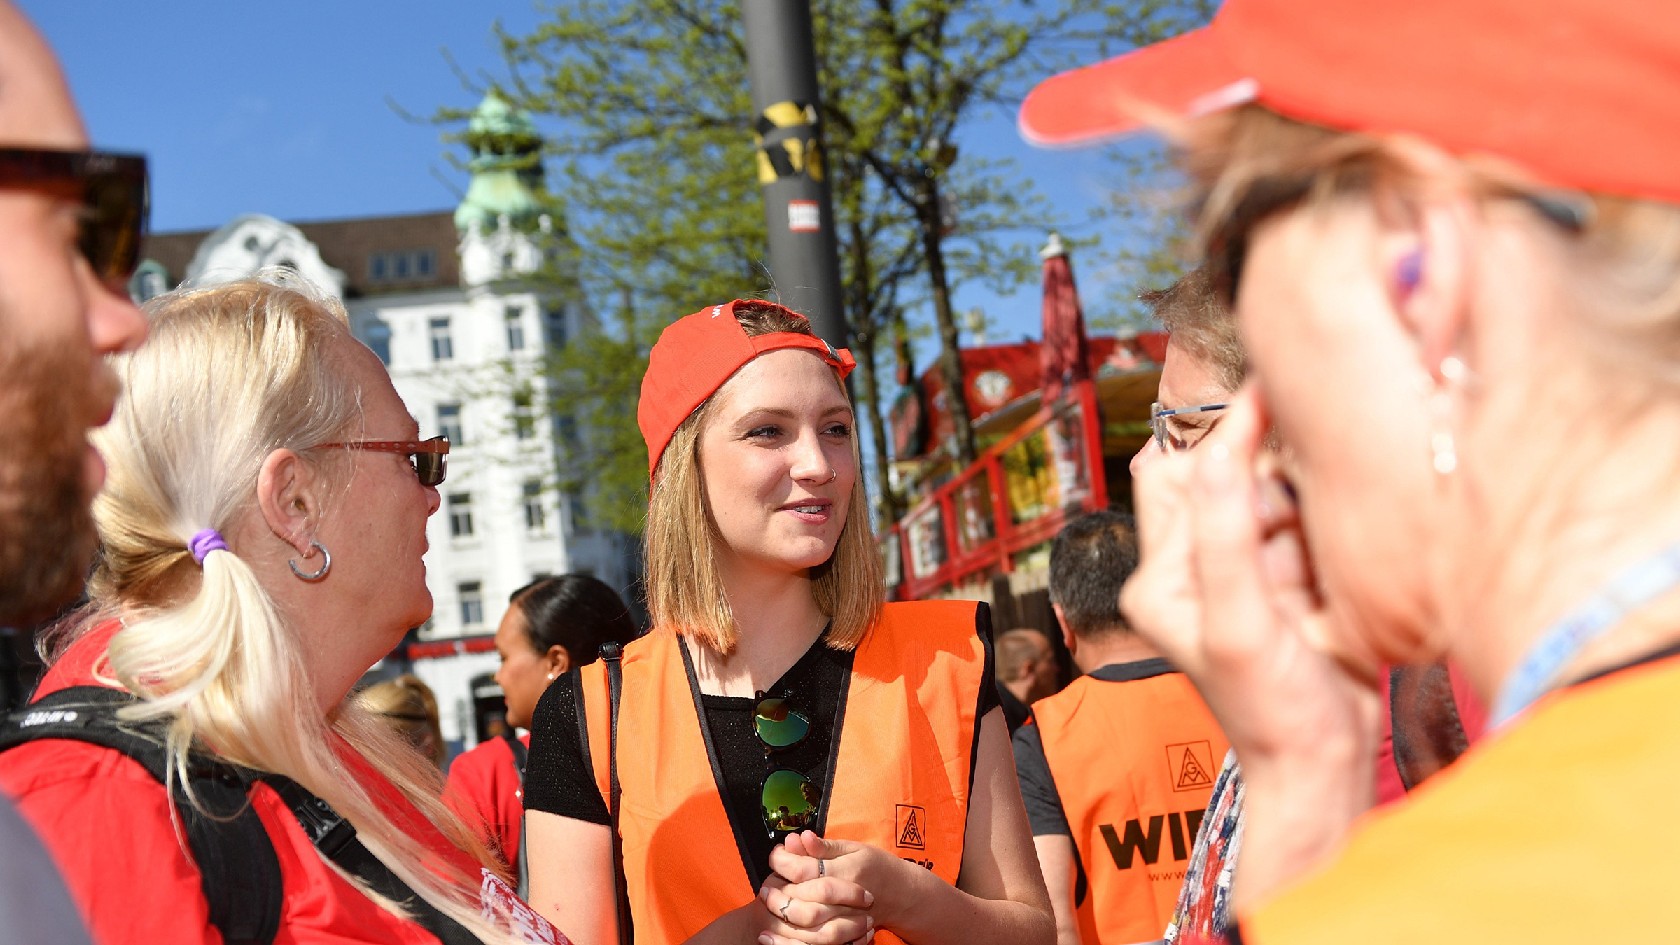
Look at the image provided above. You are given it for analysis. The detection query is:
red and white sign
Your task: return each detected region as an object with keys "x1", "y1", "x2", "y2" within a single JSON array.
[{"x1": 788, "y1": 199, "x2": 821, "y2": 232}]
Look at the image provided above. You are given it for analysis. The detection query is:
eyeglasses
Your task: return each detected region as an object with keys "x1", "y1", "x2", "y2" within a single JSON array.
[
  {"x1": 1150, "y1": 401, "x2": 1228, "y2": 452},
  {"x1": 0, "y1": 148, "x2": 149, "y2": 290},
  {"x1": 314, "y1": 436, "x2": 450, "y2": 487},
  {"x1": 1202, "y1": 172, "x2": 1592, "y2": 310},
  {"x1": 755, "y1": 694, "x2": 821, "y2": 838}
]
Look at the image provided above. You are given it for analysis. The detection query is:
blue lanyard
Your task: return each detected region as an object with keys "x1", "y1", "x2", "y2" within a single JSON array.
[{"x1": 1491, "y1": 541, "x2": 1680, "y2": 728}]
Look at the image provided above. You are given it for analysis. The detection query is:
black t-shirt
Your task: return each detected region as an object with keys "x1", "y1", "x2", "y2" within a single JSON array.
[{"x1": 523, "y1": 610, "x2": 1000, "y2": 889}]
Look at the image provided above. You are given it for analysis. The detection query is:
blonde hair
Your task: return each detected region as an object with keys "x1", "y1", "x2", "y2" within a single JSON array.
[
  {"x1": 644, "y1": 301, "x2": 884, "y2": 653},
  {"x1": 357, "y1": 674, "x2": 447, "y2": 769},
  {"x1": 1183, "y1": 106, "x2": 1680, "y2": 653},
  {"x1": 70, "y1": 271, "x2": 511, "y2": 940},
  {"x1": 1184, "y1": 106, "x2": 1680, "y2": 383}
]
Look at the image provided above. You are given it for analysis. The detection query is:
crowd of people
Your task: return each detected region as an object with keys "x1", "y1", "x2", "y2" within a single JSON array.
[{"x1": 0, "y1": 0, "x2": 1671, "y2": 942}]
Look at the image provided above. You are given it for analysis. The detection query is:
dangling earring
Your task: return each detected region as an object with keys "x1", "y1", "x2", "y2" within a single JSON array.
[
  {"x1": 288, "y1": 539, "x2": 332, "y2": 582},
  {"x1": 1430, "y1": 355, "x2": 1468, "y2": 477}
]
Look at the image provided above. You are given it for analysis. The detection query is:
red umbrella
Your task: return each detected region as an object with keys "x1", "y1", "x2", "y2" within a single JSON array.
[{"x1": 1039, "y1": 232, "x2": 1090, "y2": 404}]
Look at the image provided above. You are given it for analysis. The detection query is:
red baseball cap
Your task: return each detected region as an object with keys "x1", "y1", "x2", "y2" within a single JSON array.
[
  {"x1": 638, "y1": 300, "x2": 856, "y2": 478},
  {"x1": 1019, "y1": 0, "x2": 1680, "y2": 205}
]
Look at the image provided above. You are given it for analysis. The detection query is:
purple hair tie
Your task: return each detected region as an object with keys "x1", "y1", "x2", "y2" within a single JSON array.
[{"x1": 188, "y1": 529, "x2": 228, "y2": 565}]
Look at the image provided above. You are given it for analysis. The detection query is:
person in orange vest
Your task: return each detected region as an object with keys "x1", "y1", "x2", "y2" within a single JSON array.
[
  {"x1": 1014, "y1": 510, "x2": 1229, "y2": 945},
  {"x1": 1022, "y1": 0, "x2": 1680, "y2": 941},
  {"x1": 520, "y1": 299, "x2": 1054, "y2": 945},
  {"x1": 446, "y1": 574, "x2": 639, "y2": 891}
]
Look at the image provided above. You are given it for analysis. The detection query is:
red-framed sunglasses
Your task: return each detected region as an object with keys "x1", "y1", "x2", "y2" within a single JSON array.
[
  {"x1": 314, "y1": 436, "x2": 450, "y2": 487},
  {"x1": 0, "y1": 147, "x2": 149, "y2": 290}
]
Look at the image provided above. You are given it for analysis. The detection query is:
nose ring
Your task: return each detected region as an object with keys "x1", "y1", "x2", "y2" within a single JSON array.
[{"x1": 823, "y1": 468, "x2": 837, "y2": 485}]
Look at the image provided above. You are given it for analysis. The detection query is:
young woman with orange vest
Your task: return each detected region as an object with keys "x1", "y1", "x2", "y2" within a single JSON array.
[{"x1": 520, "y1": 300, "x2": 1054, "y2": 945}]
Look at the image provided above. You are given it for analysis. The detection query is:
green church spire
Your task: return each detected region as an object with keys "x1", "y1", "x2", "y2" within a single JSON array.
[{"x1": 454, "y1": 92, "x2": 546, "y2": 233}]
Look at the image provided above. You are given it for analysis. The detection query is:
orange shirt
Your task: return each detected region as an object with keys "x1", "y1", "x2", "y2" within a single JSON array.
[{"x1": 1244, "y1": 651, "x2": 1680, "y2": 944}]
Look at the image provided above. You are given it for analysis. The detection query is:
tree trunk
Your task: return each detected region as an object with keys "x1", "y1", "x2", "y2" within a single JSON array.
[
  {"x1": 844, "y1": 217, "x2": 904, "y2": 524},
  {"x1": 919, "y1": 173, "x2": 977, "y2": 467}
]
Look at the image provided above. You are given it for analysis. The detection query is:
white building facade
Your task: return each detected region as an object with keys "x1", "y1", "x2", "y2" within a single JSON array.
[{"x1": 133, "y1": 95, "x2": 634, "y2": 753}]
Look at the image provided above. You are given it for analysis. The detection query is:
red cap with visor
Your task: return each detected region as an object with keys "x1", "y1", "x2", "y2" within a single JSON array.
[
  {"x1": 1019, "y1": 0, "x2": 1680, "y2": 205},
  {"x1": 638, "y1": 300, "x2": 856, "y2": 478}
]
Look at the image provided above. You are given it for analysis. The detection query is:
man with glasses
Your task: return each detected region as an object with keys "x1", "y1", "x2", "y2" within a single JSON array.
[
  {"x1": 0, "y1": 2, "x2": 149, "y2": 941},
  {"x1": 1130, "y1": 269, "x2": 1239, "y2": 473}
]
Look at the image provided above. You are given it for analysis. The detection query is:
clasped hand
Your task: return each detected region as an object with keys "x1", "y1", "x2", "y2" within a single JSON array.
[{"x1": 756, "y1": 831, "x2": 880, "y2": 945}]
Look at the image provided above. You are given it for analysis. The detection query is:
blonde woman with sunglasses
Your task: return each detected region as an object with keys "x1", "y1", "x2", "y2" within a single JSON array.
[{"x1": 0, "y1": 272, "x2": 560, "y2": 944}]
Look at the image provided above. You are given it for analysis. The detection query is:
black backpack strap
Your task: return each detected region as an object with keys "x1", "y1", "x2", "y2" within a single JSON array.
[
  {"x1": 0, "y1": 687, "x2": 282, "y2": 945},
  {"x1": 600, "y1": 641, "x2": 633, "y2": 945},
  {"x1": 502, "y1": 729, "x2": 528, "y2": 778},
  {"x1": 264, "y1": 776, "x2": 483, "y2": 945},
  {"x1": 501, "y1": 730, "x2": 530, "y2": 898}
]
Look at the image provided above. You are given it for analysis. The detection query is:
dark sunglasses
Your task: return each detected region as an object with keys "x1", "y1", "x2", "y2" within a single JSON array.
[
  {"x1": 0, "y1": 148, "x2": 149, "y2": 289},
  {"x1": 314, "y1": 436, "x2": 450, "y2": 487},
  {"x1": 1202, "y1": 174, "x2": 1592, "y2": 310},
  {"x1": 755, "y1": 694, "x2": 821, "y2": 838}
]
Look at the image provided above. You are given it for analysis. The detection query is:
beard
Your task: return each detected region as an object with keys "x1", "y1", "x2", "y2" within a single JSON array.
[{"x1": 0, "y1": 338, "x2": 99, "y2": 627}]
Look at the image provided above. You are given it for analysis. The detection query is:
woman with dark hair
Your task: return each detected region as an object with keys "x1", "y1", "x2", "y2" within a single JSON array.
[{"x1": 447, "y1": 575, "x2": 638, "y2": 884}]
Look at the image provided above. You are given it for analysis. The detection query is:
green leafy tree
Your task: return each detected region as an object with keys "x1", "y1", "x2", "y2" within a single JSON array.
[{"x1": 442, "y1": 0, "x2": 1215, "y2": 530}]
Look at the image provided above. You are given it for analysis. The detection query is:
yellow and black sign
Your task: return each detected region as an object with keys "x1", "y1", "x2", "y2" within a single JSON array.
[{"x1": 754, "y1": 100, "x2": 825, "y2": 184}]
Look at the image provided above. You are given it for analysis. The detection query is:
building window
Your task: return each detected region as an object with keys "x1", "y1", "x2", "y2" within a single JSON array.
[
  {"x1": 544, "y1": 305, "x2": 568, "y2": 349},
  {"x1": 369, "y1": 250, "x2": 436, "y2": 283},
  {"x1": 512, "y1": 390, "x2": 535, "y2": 441},
  {"x1": 506, "y1": 306, "x2": 526, "y2": 352},
  {"x1": 567, "y1": 492, "x2": 589, "y2": 533},
  {"x1": 523, "y1": 480, "x2": 546, "y2": 531},
  {"x1": 363, "y1": 319, "x2": 392, "y2": 365},
  {"x1": 458, "y1": 581, "x2": 484, "y2": 628},
  {"x1": 448, "y1": 493, "x2": 474, "y2": 538},
  {"x1": 429, "y1": 317, "x2": 453, "y2": 361},
  {"x1": 501, "y1": 250, "x2": 516, "y2": 272},
  {"x1": 438, "y1": 403, "x2": 463, "y2": 446},
  {"x1": 554, "y1": 413, "x2": 577, "y2": 448}
]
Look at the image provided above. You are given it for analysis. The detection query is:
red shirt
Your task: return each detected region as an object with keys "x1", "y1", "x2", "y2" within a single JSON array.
[
  {"x1": 0, "y1": 622, "x2": 480, "y2": 945},
  {"x1": 446, "y1": 733, "x2": 528, "y2": 870}
]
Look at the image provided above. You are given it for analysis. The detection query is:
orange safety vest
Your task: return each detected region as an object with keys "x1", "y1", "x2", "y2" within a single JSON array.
[
  {"x1": 579, "y1": 600, "x2": 987, "y2": 945},
  {"x1": 1032, "y1": 668, "x2": 1229, "y2": 945}
]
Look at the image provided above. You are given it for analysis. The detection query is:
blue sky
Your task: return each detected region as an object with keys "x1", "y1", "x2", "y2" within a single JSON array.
[{"x1": 26, "y1": 1, "x2": 1150, "y2": 347}]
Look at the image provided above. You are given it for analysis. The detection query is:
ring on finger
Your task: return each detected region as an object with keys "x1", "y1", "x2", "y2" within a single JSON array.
[{"x1": 817, "y1": 859, "x2": 825, "y2": 878}]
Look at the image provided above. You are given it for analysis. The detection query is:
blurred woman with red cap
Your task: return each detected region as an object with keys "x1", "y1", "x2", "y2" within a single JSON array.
[
  {"x1": 1019, "y1": 0, "x2": 1680, "y2": 942},
  {"x1": 520, "y1": 300, "x2": 1052, "y2": 945}
]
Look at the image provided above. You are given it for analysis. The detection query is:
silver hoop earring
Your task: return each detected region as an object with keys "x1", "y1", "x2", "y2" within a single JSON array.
[{"x1": 288, "y1": 540, "x2": 332, "y2": 582}]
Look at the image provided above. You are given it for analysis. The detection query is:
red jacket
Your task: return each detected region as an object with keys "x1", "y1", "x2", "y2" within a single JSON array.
[
  {"x1": 446, "y1": 732, "x2": 528, "y2": 869},
  {"x1": 0, "y1": 622, "x2": 481, "y2": 945}
]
